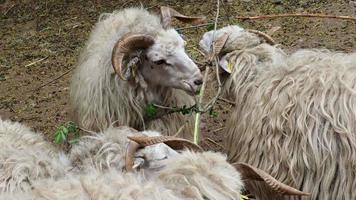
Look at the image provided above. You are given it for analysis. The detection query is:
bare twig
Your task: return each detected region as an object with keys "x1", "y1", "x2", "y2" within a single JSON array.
[
  {"x1": 218, "y1": 97, "x2": 236, "y2": 105},
  {"x1": 175, "y1": 22, "x2": 214, "y2": 31},
  {"x1": 173, "y1": 122, "x2": 187, "y2": 137},
  {"x1": 152, "y1": 104, "x2": 174, "y2": 110},
  {"x1": 31, "y1": 68, "x2": 73, "y2": 92},
  {"x1": 193, "y1": 46, "x2": 208, "y2": 57},
  {"x1": 205, "y1": 138, "x2": 224, "y2": 149},
  {"x1": 24, "y1": 57, "x2": 48, "y2": 68},
  {"x1": 236, "y1": 13, "x2": 356, "y2": 21},
  {"x1": 3, "y1": 4, "x2": 15, "y2": 16},
  {"x1": 212, "y1": 127, "x2": 223, "y2": 133}
]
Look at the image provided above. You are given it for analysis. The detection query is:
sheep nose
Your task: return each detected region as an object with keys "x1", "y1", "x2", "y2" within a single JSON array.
[{"x1": 194, "y1": 78, "x2": 203, "y2": 86}]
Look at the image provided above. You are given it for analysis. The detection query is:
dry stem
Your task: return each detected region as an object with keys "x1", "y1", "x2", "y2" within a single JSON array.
[{"x1": 236, "y1": 13, "x2": 356, "y2": 21}]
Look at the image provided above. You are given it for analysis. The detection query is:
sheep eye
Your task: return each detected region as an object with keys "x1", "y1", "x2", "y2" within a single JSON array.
[{"x1": 153, "y1": 59, "x2": 166, "y2": 65}]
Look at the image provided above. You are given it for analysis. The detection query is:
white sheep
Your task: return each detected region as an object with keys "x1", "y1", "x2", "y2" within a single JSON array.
[
  {"x1": 0, "y1": 118, "x2": 307, "y2": 199},
  {"x1": 200, "y1": 25, "x2": 356, "y2": 199},
  {"x1": 70, "y1": 7, "x2": 205, "y2": 139},
  {"x1": 0, "y1": 118, "x2": 71, "y2": 193}
]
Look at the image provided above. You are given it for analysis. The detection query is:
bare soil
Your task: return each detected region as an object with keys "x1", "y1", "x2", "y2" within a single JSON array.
[{"x1": 1, "y1": 0, "x2": 355, "y2": 151}]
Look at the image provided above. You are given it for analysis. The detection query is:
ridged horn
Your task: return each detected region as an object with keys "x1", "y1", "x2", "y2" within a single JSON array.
[
  {"x1": 160, "y1": 6, "x2": 206, "y2": 28},
  {"x1": 247, "y1": 29, "x2": 276, "y2": 45},
  {"x1": 125, "y1": 140, "x2": 142, "y2": 172},
  {"x1": 234, "y1": 163, "x2": 309, "y2": 196},
  {"x1": 127, "y1": 135, "x2": 203, "y2": 152},
  {"x1": 112, "y1": 34, "x2": 155, "y2": 80}
]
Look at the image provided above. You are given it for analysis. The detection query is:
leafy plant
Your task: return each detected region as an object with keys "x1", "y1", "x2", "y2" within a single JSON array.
[
  {"x1": 53, "y1": 121, "x2": 80, "y2": 145},
  {"x1": 145, "y1": 103, "x2": 218, "y2": 120},
  {"x1": 145, "y1": 103, "x2": 158, "y2": 120}
]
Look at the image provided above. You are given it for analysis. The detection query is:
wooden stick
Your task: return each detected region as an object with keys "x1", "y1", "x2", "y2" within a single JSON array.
[{"x1": 236, "y1": 13, "x2": 356, "y2": 21}]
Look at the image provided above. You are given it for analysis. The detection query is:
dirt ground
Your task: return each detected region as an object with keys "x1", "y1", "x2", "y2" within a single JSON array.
[{"x1": 1, "y1": 0, "x2": 355, "y2": 151}]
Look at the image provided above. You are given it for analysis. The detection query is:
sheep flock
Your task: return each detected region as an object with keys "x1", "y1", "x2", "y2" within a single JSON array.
[{"x1": 1, "y1": 4, "x2": 355, "y2": 200}]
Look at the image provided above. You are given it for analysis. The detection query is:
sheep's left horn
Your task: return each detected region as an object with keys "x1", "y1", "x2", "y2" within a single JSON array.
[
  {"x1": 234, "y1": 163, "x2": 309, "y2": 196},
  {"x1": 112, "y1": 34, "x2": 155, "y2": 80},
  {"x1": 127, "y1": 135, "x2": 203, "y2": 152},
  {"x1": 247, "y1": 29, "x2": 276, "y2": 45},
  {"x1": 160, "y1": 6, "x2": 206, "y2": 29}
]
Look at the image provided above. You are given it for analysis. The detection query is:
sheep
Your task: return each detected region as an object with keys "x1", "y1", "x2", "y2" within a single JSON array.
[
  {"x1": 0, "y1": 118, "x2": 307, "y2": 199},
  {"x1": 0, "y1": 118, "x2": 71, "y2": 193},
  {"x1": 70, "y1": 7, "x2": 205, "y2": 139},
  {"x1": 199, "y1": 25, "x2": 356, "y2": 199}
]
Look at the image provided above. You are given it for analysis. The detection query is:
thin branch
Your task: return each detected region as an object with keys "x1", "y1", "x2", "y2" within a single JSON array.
[
  {"x1": 31, "y1": 68, "x2": 73, "y2": 92},
  {"x1": 24, "y1": 57, "x2": 48, "y2": 68},
  {"x1": 204, "y1": 138, "x2": 224, "y2": 150},
  {"x1": 218, "y1": 97, "x2": 236, "y2": 105},
  {"x1": 173, "y1": 122, "x2": 187, "y2": 137},
  {"x1": 236, "y1": 13, "x2": 356, "y2": 21},
  {"x1": 175, "y1": 22, "x2": 214, "y2": 31},
  {"x1": 175, "y1": 13, "x2": 356, "y2": 31}
]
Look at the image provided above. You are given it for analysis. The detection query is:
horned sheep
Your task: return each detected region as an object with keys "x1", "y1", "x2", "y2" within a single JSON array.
[
  {"x1": 0, "y1": 118, "x2": 307, "y2": 199},
  {"x1": 200, "y1": 25, "x2": 356, "y2": 199},
  {"x1": 70, "y1": 7, "x2": 205, "y2": 139}
]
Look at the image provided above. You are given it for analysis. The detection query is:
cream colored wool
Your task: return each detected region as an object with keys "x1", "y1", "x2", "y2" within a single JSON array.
[
  {"x1": 200, "y1": 25, "x2": 356, "y2": 199},
  {"x1": 70, "y1": 7, "x2": 195, "y2": 139},
  {"x1": 0, "y1": 118, "x2": 71, "y2": 193}
]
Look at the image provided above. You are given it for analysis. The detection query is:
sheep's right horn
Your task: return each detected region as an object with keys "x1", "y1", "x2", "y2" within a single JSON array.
[
  {"x1": 112, "y1": 34, "x2": 155, "y2": 80},
  {"x1": 128, "y1": 135, "x2": 203, "y2": 152},
  {"x1": 160, "y1": 6, "x2": 206, "y2": 29},
  {"x1": 234, "y1": 163, "x2": 309, "y2": 196},
  {"x1": 246, "y1": 29, "x2": 276, "y2": 45}
]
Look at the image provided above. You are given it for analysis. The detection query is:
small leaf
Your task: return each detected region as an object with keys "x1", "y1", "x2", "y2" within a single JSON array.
[
  {"x1": 207, "y1": 24, "x2": 215, "y2": 31},
  {"x1": 69, "y1": 139, "x2": 79, "y2": 144},
  {"x1": 53, "y1": 132, "x2": 63, "y2": 144},
  {"x1": 145, "y1": 103, "x2": 157, "y2": 119}
]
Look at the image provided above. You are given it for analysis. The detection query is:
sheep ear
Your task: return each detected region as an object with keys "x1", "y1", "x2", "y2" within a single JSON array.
[
  {"x1": 234, "y1": 163, "x2": 309, "y2": 196},
  {"x1": 218, "y1": 54, "x2": 233, "y2": 74},
  {"x1": 160, "y1": 6, "x2": 205, "y2": 29}
]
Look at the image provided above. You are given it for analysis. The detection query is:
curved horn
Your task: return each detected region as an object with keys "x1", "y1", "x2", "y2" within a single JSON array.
[
  {"x1": 234, "y1": 163, "x2": 309, "y2": 196},
  {"x1": 112, "y1": 34, "x2": 155, "y2": 80},
  {"x1": 247, "y1": 29, "x2": 276, "y2": 45},
  {"x1": 160, "y1": 6, "x2": 206, "y2": 28},
  {"x1": 125, "y1": 140, "x2": 141, "y2": 172},
  {"x1": 128, "y1": 135, "x2": 203, "y2": 152}
]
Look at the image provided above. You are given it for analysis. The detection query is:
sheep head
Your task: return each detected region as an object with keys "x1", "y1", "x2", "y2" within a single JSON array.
[
  {"x1": 112, "y1": 7, "x2": 205, "y2": 95},
  {"x1": 125, "y1": 135, "x2": 309, "y2": 197},
  {"x1": 199, "y1": 25, "x2": 276, "y2": 74}
]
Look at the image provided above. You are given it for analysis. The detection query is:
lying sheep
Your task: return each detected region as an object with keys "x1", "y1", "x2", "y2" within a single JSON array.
[
  {"x1": 200, "y1": 25, "x2": 356, "y2": 199},
  {"x1": 0, "y1": 118, "x2": 71, "y2": 193},
  {"x1": 70, "y1": 7, "x2": 204, "y2": 139},
  {"x1": 0, "y1": 118, "x2": 307, "y2": 199}
]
